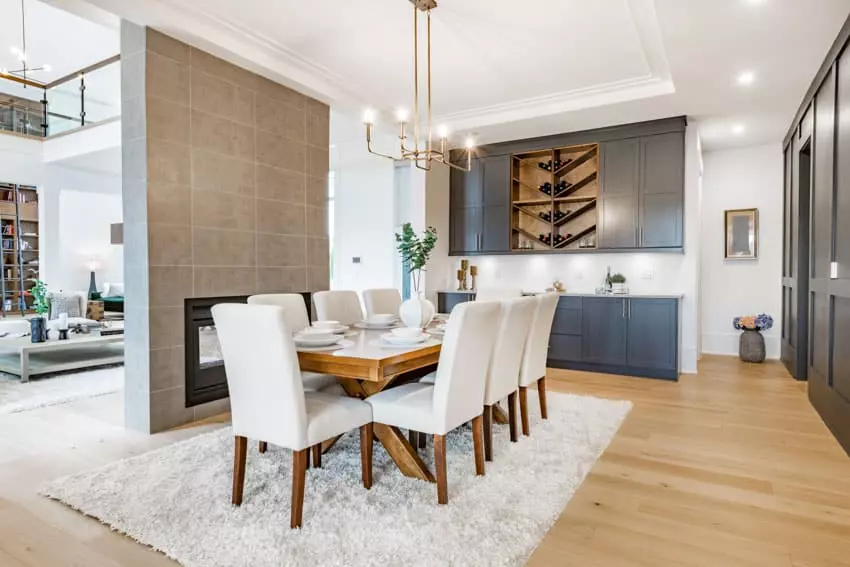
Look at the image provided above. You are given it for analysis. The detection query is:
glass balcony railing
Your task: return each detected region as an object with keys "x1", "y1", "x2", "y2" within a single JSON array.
[{"x1": 0, "y1": 54, "x2": 120, "y2": 138}]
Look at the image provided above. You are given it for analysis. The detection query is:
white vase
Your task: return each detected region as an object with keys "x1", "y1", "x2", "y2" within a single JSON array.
[
  {"x1": 612, "y1": 283, "x2": 626, "y2": 294},
  {"x1": 399, "y1": 293, "x2": 435, "y2": 329}
]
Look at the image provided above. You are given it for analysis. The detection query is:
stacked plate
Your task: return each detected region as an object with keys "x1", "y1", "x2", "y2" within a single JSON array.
[
  {"x1": 355, "y1": 313, "x2": 399, "y2": 329},
  {"x1": 307, "y1": 320, "x2": 349, "y2": 334},
  {"x1": 293, "y1": 327, "x2": 343, "y2": 349},
  {"x1": 380, "y1": 327, "x2": 429, "y2": 346}
]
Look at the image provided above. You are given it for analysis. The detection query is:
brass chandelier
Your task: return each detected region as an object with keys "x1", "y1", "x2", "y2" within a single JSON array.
[{"x1": 364, "y1": 0, "x2": 474, "y2": 171}]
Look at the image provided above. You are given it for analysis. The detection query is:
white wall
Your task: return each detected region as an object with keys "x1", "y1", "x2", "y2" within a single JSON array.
[
  {"x1": 700, "y1": 143, "x2": 782, "y2": 359},
  {"x1": 331, "y1": 138, "x2": 397, "y2": 292}
]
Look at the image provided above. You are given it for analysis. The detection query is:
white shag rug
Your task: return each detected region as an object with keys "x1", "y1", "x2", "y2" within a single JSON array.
[
  {"x1": 42, "y1": 392, "x2": 631, "y2": 567},
  {"x1": 0, "y1": 366, "x2": 123, "y2": 415}
]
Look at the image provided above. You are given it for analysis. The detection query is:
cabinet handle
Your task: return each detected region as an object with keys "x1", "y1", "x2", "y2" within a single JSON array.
[
  {"x1": 628, "y1": 299, "x2": 631, "y2": 319},
  {"x1": 640, "y1": 227, "x2": 644, "y2": 246},
  {"x1": 622, "y1": 299, "x2": 626, "y2": 319}
]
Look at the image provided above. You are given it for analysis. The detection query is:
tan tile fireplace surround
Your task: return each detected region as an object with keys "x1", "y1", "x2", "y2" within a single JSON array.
[{"x1": 121, "y1": 23, "x2": 330, "y2": 433}]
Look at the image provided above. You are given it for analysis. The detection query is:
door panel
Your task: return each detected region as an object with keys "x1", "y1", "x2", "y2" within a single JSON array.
[
  {"x1": 451, "y1": 207, "x2": 481, "y2": 254},
  {"x1": 581, "y1": 297, "x2": 627, "y2": 365},
  {"x1": 481, "y1": 156, "x2": 510, "y2": 207},
  {"x1": 838, "y1": 53, "x2": 850, "y2": 279},
  {"x1": 813, "y1": 70, "x2": 835, "y2": 279},
  {"x1": 811, "y1": 292, "x2": 830, "y2": 380},
  {"x1": 598, "y1": 139, "x2": 639, "y2": 249},
  {"x1": 833, "y1": 297, "x2": 850, "y2": 402},
  {"x1": 548, "y1": 334, "x2": 582, "y2": 363},
  {"x1": 627, "y1": 299, "x2": 678, "y2": 371},
  {"x1": 450, "y1": 158, "x2": 482, "y2": 208},
  {"x1": 481, "y1": 205, "x2": 509, "y2": 252},
  {"x1": 640, "y1": 133, "x2": 684, "y2": 248}
]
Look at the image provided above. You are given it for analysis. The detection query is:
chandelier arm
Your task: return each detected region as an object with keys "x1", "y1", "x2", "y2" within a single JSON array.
[
  {"x1": 441, "y1": 149, "x2": 473, "y2": 172},
  {"x1": 366, "y1": 124, "x2": 401, "y2": 160},
  {"x1": 426, "y1": 8, "x2": 432, "y2": 159},
  {"x1": 412, "y1": 4, "x2": 420, "y2": 158}
]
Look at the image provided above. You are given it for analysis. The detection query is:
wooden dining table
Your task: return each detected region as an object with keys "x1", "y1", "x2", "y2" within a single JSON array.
[{"x1": 296, "y1": 324, "x2": 444, "y2": 482}]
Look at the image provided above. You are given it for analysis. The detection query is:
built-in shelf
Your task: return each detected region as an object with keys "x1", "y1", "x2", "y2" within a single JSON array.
[
  {"x1": 554, "y1": 199, "x2": 597, "y2": 227},
  {"x1": 554, "y1": 224, "x2": 597, "y2": 249}
]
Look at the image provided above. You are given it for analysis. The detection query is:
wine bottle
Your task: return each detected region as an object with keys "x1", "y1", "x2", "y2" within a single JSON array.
[
  {"x1": 538, "y1": 211, "x2": 551, "y2": 222},
  {"x1": 537, "y1": 160, "x2": 553, "y2": 171},
  {"x1": 538, "y1": 182, "x2": 552, "y2": 195}
]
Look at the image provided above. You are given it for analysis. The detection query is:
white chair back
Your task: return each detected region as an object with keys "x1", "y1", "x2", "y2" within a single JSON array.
[
  {"x1": 519, "y1": 293, "x2": 559, "y2": 387},
  {"x1": 483, "y1": 296, "x2": 538, "y2": 405},
  {"x1": 0, "y1": 320, "x2": 30, "y2": 335},
  {"x1": 313, "y1": 290, "x2": 364, "y2": 325},
  {"x1": 432, "y1": 300, "x2": 501, "y2": 433},
  {"x1": 212, "y1": 304, "x2": 309, "y2": 450},
  {"x1": 475, "y1": 288, "x2": 523, "y2": 302},
  {"x1": 247, "y1": 293, "x2": 309, "y2": 332},
  {"x1": 362, "y1": 288, "x2": 402, "y2": 318}
]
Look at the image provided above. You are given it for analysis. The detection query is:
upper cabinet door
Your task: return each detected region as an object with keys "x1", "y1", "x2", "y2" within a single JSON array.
[
  {"x1": 598, "y1": 139, "x2": 639, "y2": 249},
  {"x1": 481, "y1": 155, "x2": 510, "y2": 208},
  {"x1": 639, "y1": 132, "x2": 684, "y2": 248},
  {"x1": 450, "y1": 206, "x2": 482, "y2": 254},
  {"x1": 450, "y1": 158, "x2": 483, "y2": 208}
]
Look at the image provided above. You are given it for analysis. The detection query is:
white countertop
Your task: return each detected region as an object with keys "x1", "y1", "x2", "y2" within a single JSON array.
[{"x1": 439, "y1": 290, "x2": 683, "y2": 299}]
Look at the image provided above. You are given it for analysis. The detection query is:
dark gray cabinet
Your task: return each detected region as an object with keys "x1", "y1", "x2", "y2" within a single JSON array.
[
  {"x1": 599, "y1": 139, "x2": 639, "y2": 249},
  {"x1": 547, "y1": 295, "x2": 679, "y2": 380},
  {"x1": 640, "y1": 133, "x2": 684, "y2": 248},
  {"x1": 449, "y1": 156, "x2": 510, "y2": 255},
  {"x1": 581, "y1": 297, "x2": 628, "y2": 365},
  {"x1": 626, "y1": 298, "x2": 678, "y2": 372},
  {"x1": 437, "y1": 292, "x2": 474, "y2": 314}
]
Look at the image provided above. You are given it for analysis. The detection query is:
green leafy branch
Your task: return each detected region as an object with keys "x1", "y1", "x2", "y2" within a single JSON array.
[{"x1": 394, "y1": 223, "x2": 438, "y2": 293}]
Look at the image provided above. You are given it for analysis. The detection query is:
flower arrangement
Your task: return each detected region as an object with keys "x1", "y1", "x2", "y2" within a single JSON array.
[
  {"x1": 733, "y1": 313, "x2": 773, "y2": 332},
  {"x1": 394, "y1": 223, "x2": 438, "y2": 294}
]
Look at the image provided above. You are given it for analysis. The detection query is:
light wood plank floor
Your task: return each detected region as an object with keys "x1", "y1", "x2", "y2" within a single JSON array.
[{"x1": 0, "y1": 355, "x2": 848, "y2": 566}]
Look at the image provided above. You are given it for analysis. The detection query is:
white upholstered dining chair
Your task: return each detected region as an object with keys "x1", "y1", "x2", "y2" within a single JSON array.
[
  {"x1": 247, "y1": 293, "x2": 340, "y2": 394},
  {"x1": 517, "y1": 293, "x2": 559, "y2": 435},
  {"x1": 211, "y1": 303, "x2": 374, "y2": 529},
  {"x1": 362, "y1": 288, "x2": 402, "y2": 318},
  {"x1": 366, "y1": 300, "x2": 501, "y2": 504},
  {"x1": 475, "y1": 288, "x2": 523, "y2": 302},
  {"x1": 313, "y1": 290, "x2": 364, "y2": 326},
  {"x1": 481, "y1": 296, "x2": 537, "y2": 460}
]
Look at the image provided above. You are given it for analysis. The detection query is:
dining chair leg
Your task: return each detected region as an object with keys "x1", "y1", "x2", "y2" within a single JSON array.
[
  {"x1": 519, "y1": 386, "x2": 530, "y2": 436},
  {"x1": 471, "y1": 415, "x2": 485, "y2": 476},
  {"x1": 408, "y1": 430, "x2": 419, "y2": 451},
  {"x1": 483, "y1": 405, "x2": 493, "y2": 462},
  {"x1": 419, "y1": 433, "x2": 427, "y2": 449},
  {"x1": 537, "y1": 376, "x2": 548, "y2": 420},
  {"x1": 306, "y1": 447, "x2": 312, "y2": 470},
  {"x1": 232, "y1": 436, "x2": 247, "y2": 506},
  {"x1": 291, "y1": 449, "x2": 308, "y2": 529},
  {"x1": 507, "y1": 391, "x2": 518, "y2": 443},
  {"x1": 258, "y1": 441, "x2": 267, "y2": 454},
  {"x1": 311, "y1": 444, "x2": 322, "y2": 468},
  {"x1": 360, "y1": 423, "x2": 373, "y2": 489},
  {"x1": 434, "y1": 434, "x2": 448, "y2": 504}
]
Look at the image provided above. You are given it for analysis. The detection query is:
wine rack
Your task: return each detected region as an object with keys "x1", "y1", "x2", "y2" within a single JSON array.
[{"x1": 510, "y1": 143, "x2": 599, "y2": 251}]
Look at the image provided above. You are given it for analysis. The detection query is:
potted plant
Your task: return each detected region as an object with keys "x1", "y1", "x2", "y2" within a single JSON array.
[
  {"x1": 733, "y1": 313, "x2": 773, "y2": 363},
  {"x1": 29, "y1": 279, "x2": 49, "y2": 343},
  {"x1": 395, "y1": 223, "x2": 438, "y2": 329},
  {"x1": 610, "y1": 273, "x2": 627, "y2": 294}
]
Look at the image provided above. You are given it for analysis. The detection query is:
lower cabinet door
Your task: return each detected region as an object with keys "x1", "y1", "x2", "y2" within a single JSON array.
[
  {"x1": 581, "y1": 297, "x2": 628, "y2": 365},
  {"x1": 626, "y1": 298, "x2": 678, "y2": 371},
  {"x1": 548, "y1": 334, "x2": 582, "y2": 363},
  {"x1": 437, "y1": 292, "x2": 474, "y2": 314}
]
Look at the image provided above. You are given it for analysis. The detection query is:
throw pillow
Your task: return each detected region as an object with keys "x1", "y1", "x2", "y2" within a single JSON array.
[
  {"x1": 48, "y1": 292, "x2": 83, "y2": 320},
  {"x1": 103, "y1": 282, "x2": 125, "y2": 298}
]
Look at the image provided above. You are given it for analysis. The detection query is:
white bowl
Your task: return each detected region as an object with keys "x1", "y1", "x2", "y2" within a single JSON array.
[
  {"x1": 298, "y1": 328, "x2": 336, "y2": 338},
  {"x1": 392, "y1": 327, "x2": 424, "y2": 339},
  {"x1": 369, "y1": 313, "x2": 396, "y2": 324},
  {"x1": 312, "y1": 320, "x2": 340, "y2": 329},
  {"x1": 382, "y1": 332, "x2": 426, "y2": 346}
]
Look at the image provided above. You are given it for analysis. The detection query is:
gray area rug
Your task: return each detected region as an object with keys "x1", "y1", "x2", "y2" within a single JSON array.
[
  {"x1": 0, "y1": 366, "x2": 123, "y2": 415},
  {"x1": 42, "y1": 392, "x2": 631, "y2": 567}
]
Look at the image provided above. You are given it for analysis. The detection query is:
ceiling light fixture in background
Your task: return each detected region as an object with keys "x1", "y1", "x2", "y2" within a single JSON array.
[
  {"x1": 3, "y1": 0, "x2": 51, "y2": 84},
  {"x1": 736, "y1": 71, "x2": 755, "y2": 86},
  {"x1": 363, "y1": 0, "x2": 474, "y2": 171},
  {"x1": 732, "y1": 124, "x2": 746, "y2": 135}
]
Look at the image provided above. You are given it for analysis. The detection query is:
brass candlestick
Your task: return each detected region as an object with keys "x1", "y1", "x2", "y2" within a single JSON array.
[
  {"x1": 470, "y1": 265, "x2": 478, "y2": 291},
  {"x1": 456, "y1": 269, "x2": 464, "y2": 291},
  {"x1": 459, "y1": 259, "x2": 469, "y2": 290}
]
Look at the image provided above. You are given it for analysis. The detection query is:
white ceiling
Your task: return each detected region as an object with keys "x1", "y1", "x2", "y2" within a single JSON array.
[
  {"x1": 0, "y1": 0, "x2": 118, "y2": 83},
  {"x1": 43, "y1": 0, "x2": 850, "y2": 150}
]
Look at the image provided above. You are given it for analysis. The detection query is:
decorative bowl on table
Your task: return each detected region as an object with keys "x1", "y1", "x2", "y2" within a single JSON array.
[
  {"x1": 310, "y1": 320, "x2": 348, "y2": 333},
  {"x1": 293, "y1": 331, "x2": 341, "y2": 347},
  {"x1": 381, "y1": 331, "x2": 428, "y2": 346}
]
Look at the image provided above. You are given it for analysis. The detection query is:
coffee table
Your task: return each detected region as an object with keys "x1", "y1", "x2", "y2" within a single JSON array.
[{"x1": 0, "y1": 333, "x2": 124, "y2": 382}]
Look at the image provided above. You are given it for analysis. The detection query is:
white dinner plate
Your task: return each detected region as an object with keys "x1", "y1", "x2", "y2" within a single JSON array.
[
  {"x1": 380, "y1": 332, "x2": 428, "y2": 346},
  {"x1": 295, "y1": 339, "x2": 353, "y2": 352},
  {"x1": 353, "y1": 320, "x2": 400, "y2": 330},
  {"x1": 294, "y1": 335, "x2": 342, "y2": 347}
]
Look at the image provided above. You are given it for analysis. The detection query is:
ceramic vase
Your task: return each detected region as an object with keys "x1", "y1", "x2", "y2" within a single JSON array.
[
  {"x1": 739, "y1": 329, "x2": 766, "y2": 363},
  {"x1": 399, "y1": 293, "x2": 435, "y2": 330}
]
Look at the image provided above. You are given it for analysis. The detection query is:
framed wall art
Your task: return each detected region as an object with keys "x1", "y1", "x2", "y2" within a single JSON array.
[{"x1": 724, "y1": 208, "x2": 758, "y2": 260}]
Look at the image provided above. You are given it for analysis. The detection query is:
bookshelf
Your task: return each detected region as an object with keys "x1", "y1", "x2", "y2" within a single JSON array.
[{"x1": 0, "y1": 182, "x2": 39, "y2": 316}]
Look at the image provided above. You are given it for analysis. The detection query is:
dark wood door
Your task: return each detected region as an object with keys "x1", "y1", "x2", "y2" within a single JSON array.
[
  {"x1": 639, "y1": 132, "x2": 685, "y2": 248},
  {"x1": 598, "y1": 139, "x2": 639, "y2": 249},
  {"x1": 581, "y1": 296, "x2": 628, "y2": 365},
  {"x1": 626, "y1": 298, "x2": 678, "y2": 372}
]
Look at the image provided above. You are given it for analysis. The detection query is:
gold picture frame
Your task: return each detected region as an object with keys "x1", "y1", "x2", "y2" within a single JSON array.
[{"x1": 724, "y1": 208, "x2": 758, "y2": 260}]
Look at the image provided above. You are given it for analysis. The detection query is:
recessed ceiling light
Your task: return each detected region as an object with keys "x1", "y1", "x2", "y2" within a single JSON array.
[
  {"x1": 746, "y1": 0, "x2": 767, "y2": 5},
  {"x1": 737, "y1": 71, "x2": 755, "y2": 86},
  {"x1": 732, "y1": 124, "x2": 746, "y2": 135}
]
